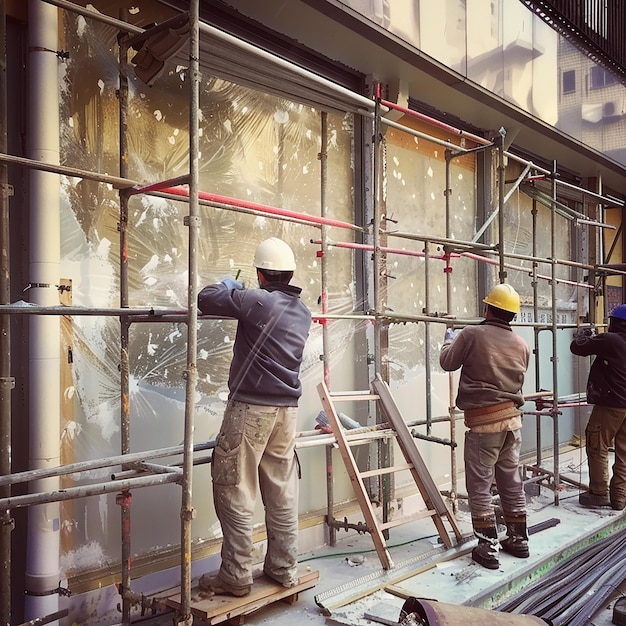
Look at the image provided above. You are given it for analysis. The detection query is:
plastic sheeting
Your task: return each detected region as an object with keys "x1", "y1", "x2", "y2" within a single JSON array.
[{"x1": 58, "y1": 2, "x2": 358, "y2": 572}]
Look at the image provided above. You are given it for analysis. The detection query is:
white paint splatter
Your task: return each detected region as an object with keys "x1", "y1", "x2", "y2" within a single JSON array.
[
  {"x1": 274, "y1": 110, "x2": 289, "y2": 124},
  {"x1": 60, "y1": 540, "x2": 107, "y2": 573}
]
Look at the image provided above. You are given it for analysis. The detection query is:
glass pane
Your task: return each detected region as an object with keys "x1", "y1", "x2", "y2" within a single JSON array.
[
  {"x1": 466, "y1": 0, "x2": 503, "y2": 95},
  {"x1": 60, "y1": 4, "x2": 356, "y2": 568},
  {"x1": 383, "y1": 121, "x2": 478, "y2": 376},
  {"x1": 419, "y1": 0, "x2": 467, "y2": 73},
  {"x1": 337, "y1": 0, "x2": 626, "y2": 169}
]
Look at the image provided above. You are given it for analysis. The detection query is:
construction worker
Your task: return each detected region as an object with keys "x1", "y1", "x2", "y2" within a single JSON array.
[
  {"x1": 197, "y1": 237, "x2": 312, "y2": 596},
  {"x1": 570, "y1": 304, "x2": 626, "y2": 510},
  {"x1": 440, "y1": 283, "x2": 530, "y2": 570}
]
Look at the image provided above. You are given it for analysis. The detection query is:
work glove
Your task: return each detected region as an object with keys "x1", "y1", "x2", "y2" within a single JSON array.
[
  {"x1": 444, "y1": 328, "x2": 458, "y2": 342},
  {"x1": 573, "y1": 325, "x2": 595, "y2": 340},
  {"x1": 221, "y1": 277, "x2": 244, "y2": 291}
]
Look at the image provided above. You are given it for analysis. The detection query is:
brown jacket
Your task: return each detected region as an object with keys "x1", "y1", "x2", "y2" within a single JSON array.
[{"x1": 439, "y1": 319, "x2": 530, "y2": 426}]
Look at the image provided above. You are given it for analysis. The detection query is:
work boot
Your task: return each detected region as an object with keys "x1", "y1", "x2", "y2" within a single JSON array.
[
  {"x1": 198, "y1": 574, "x2": 251, "y2": 597},
  {"x1": 471, "y1": 515, "x2": 500, "y2": 570},
  {"x1": 610, "y1": 491, "x2": 626, "y2": 511},
  {"x1": 500, "y1": 514, "x2": 530, "y2": 558},
  {"x1": 263, "y1": 566, "x2": 299, "y2": 588},
  {"x1": 579, "y1": 491, "x2": 611, "y2": 508}
]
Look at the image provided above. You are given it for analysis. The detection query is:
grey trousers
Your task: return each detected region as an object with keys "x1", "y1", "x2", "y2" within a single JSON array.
[
  {"x1": 211, "y1": 400, "x2": 299, "y2": 587},
  {"x1": 585, "y1": 404, "x2": 626, "y2": 500},
  {"x1": 464, "y1": 428, "x2": 526, "y2": 519}
]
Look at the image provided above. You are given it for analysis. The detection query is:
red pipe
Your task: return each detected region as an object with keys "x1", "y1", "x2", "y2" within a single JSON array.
[
  {"x1": 140, "y1": 185, "x2": 361, "y2": 231},
  {"x1": 377, "y1": 93, "x2": 488, "y2": 146},
  {"x1": 462, "y1": 251, "x2": 593, "y2": 290},
  {"x1": 311, "y1": 239, "x2": 593, "y2": 290}
]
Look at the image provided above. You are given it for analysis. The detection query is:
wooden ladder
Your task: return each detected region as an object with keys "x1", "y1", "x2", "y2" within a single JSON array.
[{"x1": 317, "y1": 374, "x2": 463, "y2": 570}]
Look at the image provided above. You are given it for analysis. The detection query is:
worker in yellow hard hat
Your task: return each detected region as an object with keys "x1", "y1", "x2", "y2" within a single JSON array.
[{"x1": 440, "y1": 283, "x2": 530, "y2": 570}]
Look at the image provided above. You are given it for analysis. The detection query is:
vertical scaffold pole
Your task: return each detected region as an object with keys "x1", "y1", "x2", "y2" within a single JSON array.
[
  {"x1": 180, "y1": 2, "x2": 200, "y2": 623},
  {"x1": 117, "y1": 10, "x2": 132, "y2": 624},
  {"x1": 0, "y1": 2, "x2": 14, "y2": 624}
]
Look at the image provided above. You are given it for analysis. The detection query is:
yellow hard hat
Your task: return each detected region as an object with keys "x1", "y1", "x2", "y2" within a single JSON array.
[{"x1": 483, "y1": 283, "x2": 521, "y2": 314}]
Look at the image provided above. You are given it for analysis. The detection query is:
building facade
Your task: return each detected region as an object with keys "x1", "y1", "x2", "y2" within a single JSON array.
[{"x1": 1, "y1": 1, "x2": 624, "y2": 624}]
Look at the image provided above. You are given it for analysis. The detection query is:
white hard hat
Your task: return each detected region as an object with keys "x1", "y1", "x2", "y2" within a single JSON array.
[{"x1": 253, "y1": 237, "x2": 296, "y2": 271}]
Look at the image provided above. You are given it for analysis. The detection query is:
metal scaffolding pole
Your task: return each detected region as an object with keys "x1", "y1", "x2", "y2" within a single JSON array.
[
  {"x1": 532, "y1": 198, "x2": 543, "y2": 470},
  {"x1": 550, "y1": 162, "x2": 562, "y2": 505},
  {"x1": 179, "y1": 2, "x2": 200, "y2": 623},
  {"x1": 0, "y1": 3, "x2": 14, "y2": 625},
  {"x1": 443, "y1": 147, "x2": 457, "y2": 511},
  {"x1": 373, "y1": 88, "x2": 393, "y2": 532},
  {"x1": 320, "y1": 112, "x2": 330, "y2": 390},
  {"x1": 117, "y1": 11, "x2": 132, "y2": 623}
]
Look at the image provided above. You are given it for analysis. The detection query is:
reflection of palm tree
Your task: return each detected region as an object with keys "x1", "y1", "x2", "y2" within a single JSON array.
[
  {"x1": 198, "y1": 77, "x2": 319, "y2": 205},
  {"x1": 62, "y1": 14, "x2": 332, "y2": 413}
]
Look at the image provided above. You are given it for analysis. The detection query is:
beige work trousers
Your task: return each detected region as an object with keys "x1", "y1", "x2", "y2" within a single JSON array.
[
  {"x1": 464, "y1": 428, "x2": 526, "y2": 518},
  {"x1": 585, "y1": 404, "x2": 626, "y2": 501},
  {"x1": 211, "y1": 400, "x2": 299, "y2": 588}
]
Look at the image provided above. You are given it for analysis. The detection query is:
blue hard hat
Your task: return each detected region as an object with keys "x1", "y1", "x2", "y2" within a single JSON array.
[{"x1": 609, "y1": 304, "x2": 626, "y2": 321}]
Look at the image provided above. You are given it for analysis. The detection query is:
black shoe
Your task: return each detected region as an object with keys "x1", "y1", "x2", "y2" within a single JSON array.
[
  {"x1": 501, "y1": 535, "x2": 530, "y2": 558},
  {"x1": 579, "y1": 491, "x2": 611, "y2": 508},
  {"x1": 472, "y1": 540, "x2": 500, "y2": 570}
]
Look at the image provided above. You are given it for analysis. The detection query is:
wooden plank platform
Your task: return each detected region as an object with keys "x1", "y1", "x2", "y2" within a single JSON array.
[{"x1": 164, "y1": 567, "x2": 319, "y2": 624}]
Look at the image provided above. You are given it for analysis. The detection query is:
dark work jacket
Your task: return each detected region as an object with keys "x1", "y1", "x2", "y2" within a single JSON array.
[
  {"x1": 198, "y1": 282, "x2": 311, "y2": 407},
  {"x1": 570, "y1": 329, "x2": 626, "y2": 408}
]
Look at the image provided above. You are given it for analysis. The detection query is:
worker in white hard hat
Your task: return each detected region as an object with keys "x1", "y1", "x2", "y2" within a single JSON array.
[
  {"x1": 570, "y1": 303, "x2": 626, "y2": 511},
  {"x1": 197, "y1": 237, "x2": 312, "y2": 597},
  {"x1": 440, "y1": 283, "x2": 530, "y2": 570}
]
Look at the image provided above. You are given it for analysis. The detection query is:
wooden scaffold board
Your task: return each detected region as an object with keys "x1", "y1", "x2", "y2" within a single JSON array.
[{"x1": 164, "y1": 567, "x2": 319, "y2": 625}]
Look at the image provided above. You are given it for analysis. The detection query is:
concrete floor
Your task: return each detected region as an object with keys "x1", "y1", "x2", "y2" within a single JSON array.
[
  {"x1": 143, "y1": 451, "x2": 626, "y2": 626},
  {"x1": 228, "y1": 496, "x2": 625, "y2": 626}
]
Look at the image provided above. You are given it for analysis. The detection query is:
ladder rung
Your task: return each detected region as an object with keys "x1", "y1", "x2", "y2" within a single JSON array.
[
  {"x1": 379, "y1": 509, "x2": 437, "y2": 531},
  {"x1": 328, "y1": 392, "x2": 380, "y2": 402},
  {"x1": 359, "y1": 463, "x2": 414, "y2": 479},
  {"x1": 317, "y1": 376, "x2": 463, "y2": 571}
]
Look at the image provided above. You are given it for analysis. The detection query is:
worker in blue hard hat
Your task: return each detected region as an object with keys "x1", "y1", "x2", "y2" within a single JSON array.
[
  {"x1": 440, "y1": 283, "x2": 530, "y2": 570},
  {"x1": 570, "y1": 303, "x2": 626, "y2": 510},
  {"x1": 196, "y1": 237, "x2": 312, "y2": 597}
]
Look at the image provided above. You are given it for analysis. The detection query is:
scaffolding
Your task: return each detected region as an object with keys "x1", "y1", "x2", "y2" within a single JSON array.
[{"x1": 0, "y1": 1, "x2": 625, "y2": 625}]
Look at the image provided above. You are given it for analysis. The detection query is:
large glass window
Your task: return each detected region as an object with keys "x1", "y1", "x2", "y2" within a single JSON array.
[
  {"x1": 337, "y1": 0, "x2": 626, "y2": 168},
  {"x1": 590, "y1": 65, "x2": 619, "y2": 89},
  {"x1": 59, "y1": 3, "x2": 356, "y2": 571}
]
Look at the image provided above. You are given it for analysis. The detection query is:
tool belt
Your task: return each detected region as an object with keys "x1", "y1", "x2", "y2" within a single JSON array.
[{"x1": 464, "y1": 401, "x2": 519, "y2": 428}]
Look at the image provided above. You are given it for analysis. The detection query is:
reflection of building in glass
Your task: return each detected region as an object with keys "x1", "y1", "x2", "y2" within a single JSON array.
[
  {"x1": 336, "y1": 0, "x2": 626, "y2": 167},
  {"x1": 558, "y1": 38, "x2": 626, "y2": 165},
  {"x1": 341, "y1": 0, "x2": 391, "y2": 28}
]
